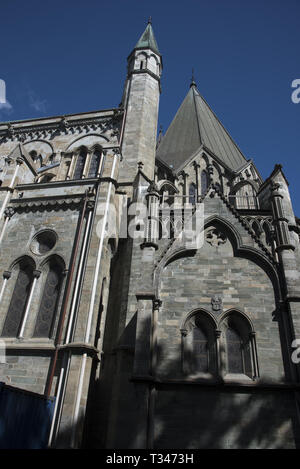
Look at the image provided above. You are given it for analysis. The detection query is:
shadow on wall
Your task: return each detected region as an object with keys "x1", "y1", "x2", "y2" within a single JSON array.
[{"x1": 82, "y1": 312, "x2": 300, "y2": 450}]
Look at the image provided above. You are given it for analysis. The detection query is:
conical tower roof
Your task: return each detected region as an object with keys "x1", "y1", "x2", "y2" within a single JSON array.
[
  {"x1": 156, "y1": 83, "x2": 247, "y2": 172},
  {"x1": 135, "y1": 20, "x2": 160, "y2": 55}
]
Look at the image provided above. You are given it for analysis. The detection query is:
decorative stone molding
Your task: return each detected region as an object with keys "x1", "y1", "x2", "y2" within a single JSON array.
[
  {"x1": 3, "y1": 271, "x2": 11, "y2": 280},
  {"x1": 0, "y1": 113, "x2": 124, "y2": 145},
  {"x1": 4, "y1": 207, "x2": 15, "y2": 219},
  {"x1": 10, "y1": 196, "x2": 90, "y2": 213},
  {"x1": 206, "y1": 228, "x2": 227, "y2": 247},
  {"x1": 153, "y1": 298, "x2": 162, "y2": 310}
]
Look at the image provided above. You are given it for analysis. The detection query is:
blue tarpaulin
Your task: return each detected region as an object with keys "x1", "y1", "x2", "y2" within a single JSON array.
[{"x1": 0, "y1": 382, "x2": 55, "y2": 449}]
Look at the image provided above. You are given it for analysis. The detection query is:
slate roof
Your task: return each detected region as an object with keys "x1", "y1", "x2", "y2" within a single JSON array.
[{"x1": 156, "y1": 83, "x2": 248, "y2": 172}]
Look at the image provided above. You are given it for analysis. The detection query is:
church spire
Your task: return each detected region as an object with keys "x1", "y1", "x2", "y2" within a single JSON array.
[{"x1": 134, "y1": 19, "x2": 160, "y2": 55}]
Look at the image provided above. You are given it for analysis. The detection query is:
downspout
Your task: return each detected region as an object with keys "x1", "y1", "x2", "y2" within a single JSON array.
[
  {"x1": 46, "y1": 192, "x2": 89, "y2": 395},
  {"x1": 48, "y1": 201, "x2": 94, "y2": 446},
  {"x1": 70, "y1": 152, "x2": 118, "y2": 447},
  {"x1": 47, "y1": 191, "x2": 89, "y2": 446},
  {"x1": 0, "y1": 160, "x2": 21, "y2": 221}
]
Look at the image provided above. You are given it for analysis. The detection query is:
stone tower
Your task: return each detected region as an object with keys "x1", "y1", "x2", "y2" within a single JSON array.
[
  {"x1": 0, "y1": 22, "x2": 300, "y2": 450},
  {"x1": 119, "y1": 19, "x2": 162, "y2": 183}
]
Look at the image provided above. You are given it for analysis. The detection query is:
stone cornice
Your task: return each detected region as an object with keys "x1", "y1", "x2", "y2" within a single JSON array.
[
  {"x1": 0, "y1": 111, "x2": 124, "y2": 144},
  {"x1": 8, "y1": 195, "x2": 91, "y2": 212}
]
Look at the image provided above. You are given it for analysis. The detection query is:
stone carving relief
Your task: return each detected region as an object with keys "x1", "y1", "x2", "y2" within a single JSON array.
[
  {"x1": 211, "y1": 295, "x2": 223, "y2": 314},
  {"x1": 205, "y1": 227, "x2": 227, "y2": 247}
]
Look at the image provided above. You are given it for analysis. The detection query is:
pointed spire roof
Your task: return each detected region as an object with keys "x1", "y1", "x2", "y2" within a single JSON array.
[
  {"x1": 156, "y1": 84, "x2": 247, "y2": 172},
  {"x1": 135, "y1": 20, "x2": 160, "y2": 55}
]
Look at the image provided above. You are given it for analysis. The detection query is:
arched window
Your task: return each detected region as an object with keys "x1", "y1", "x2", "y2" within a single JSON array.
[
  {"x1": 1, "y1": 259, "x2": 35, "y2": 337},
  {"x1": 226, "y1": 326, "x2": 244, "y2": 374},
  {"x1": 193, "y1": 319, "x2": 209, "y2": 372},
  {"x1": 221, "y1": 312, "x2": 255, "y2": 379},
  {"x1": 88, "y1": 148, "x2": 102, "y2": 178},
  {"x1": 33, "y1": 258, "x2": 64, "y2": 338},
  {"x1": 189, "y1": 183, "x2": 196, "y2": 205},
  {"x1": 201, "y1": 170, "x2": 209, "y2": 196},
  {"x1": 235, "y1": 183, "x2": 258, "y2": 209},
  {"x1": 73, "y1": 148, "x2": 87, "y2": 180},
  {"x1": 182, "y1": 311, "x2": 217, "y2": 376},
  {"x1": 263, "y1": 221, "x2": 272, "y2": 247}
]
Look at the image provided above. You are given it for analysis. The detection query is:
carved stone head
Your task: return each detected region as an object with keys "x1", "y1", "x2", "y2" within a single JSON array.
[{"x1": 211, "y1": 295, "x2": 223, "y2": 313}]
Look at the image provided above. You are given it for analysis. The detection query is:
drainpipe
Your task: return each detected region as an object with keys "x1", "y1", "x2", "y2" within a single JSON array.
[
  {"x1": 46, "y1": 192, "x2": 89, "y2": 446},
  {"x1": 70, "y1": 152, "x2": 118, "y2": 447},
  {"x1": 46, "y1": 192, "x2": 89, "y2": 399},
  {"x1": 0, "y1": 159, "x2": 22, "y2": 221},
  {"x1": 18, "y1": 270, "x2": 41, "y2": 338}
]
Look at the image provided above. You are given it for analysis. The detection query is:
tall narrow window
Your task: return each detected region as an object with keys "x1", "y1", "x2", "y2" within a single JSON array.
[
  {"x1": 33, "y1": 260, "x2": 63, "y2": 338},
  {"x1": 189, "y1": 183, "x2": 196, "y2": 205},
  {"x1": 226, "y1": 326, "x2": 244, "y2": 374},
  {"x1": 201, "y1": 170, "x2": 209, "y2": 196},
  {"x1": 73, "y1": 148, "x2": 86, "y2": 180},
  {"x1": 223, "y1": 313, "x2": 254, "y2": 378},
  {"x1": 2, "y1": 260, "x2": 34, "y2": 337},
  {"x1": 235, "y1": 184, "x2": 258, "y2": 209},
  {"x1": 193, "y1": 323, "x2": 209, "y2": 372},
  {"x1": 88, "y1": 149, "x2": 102, "y2": 178},
  {"x1": 182, "y1": 311, "x2": 217, "y2": 376}
]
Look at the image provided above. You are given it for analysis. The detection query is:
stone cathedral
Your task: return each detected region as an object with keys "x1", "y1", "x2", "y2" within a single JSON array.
[{"x1": 0, "y1": 21, "x2": 300, "y2": 449}]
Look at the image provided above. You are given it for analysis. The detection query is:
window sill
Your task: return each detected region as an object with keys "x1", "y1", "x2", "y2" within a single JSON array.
[{"x1": 223, "y1": 373, "x2": 254, "y2": 383}]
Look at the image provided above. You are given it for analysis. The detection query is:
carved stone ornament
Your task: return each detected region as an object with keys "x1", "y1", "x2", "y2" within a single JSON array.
[
  {"x1": 206, "y1": 227, "x2": 227, "y2": 247},
  {"x1": 211, "y1": 295, "x2": 223, "y2": 313},
  {"x1": 4, "y1": 207, "x2": 15, "y2": 219}
]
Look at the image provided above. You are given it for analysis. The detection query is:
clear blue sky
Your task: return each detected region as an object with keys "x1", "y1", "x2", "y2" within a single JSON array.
[{"x1": 1, "y1": 0, "x2": 299, "y2": 214}]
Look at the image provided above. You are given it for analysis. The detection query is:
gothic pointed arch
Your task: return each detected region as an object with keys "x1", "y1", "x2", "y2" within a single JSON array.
[
  {"x1": 33, "y1": 255, "x2": 65, "y2": 338},
  {"x1": 73, "y1": 146, "x2": 87, "y2": 180},
  {"x1": 181, "y1": 308, "x2": 218, "y2": 376},
  {"x1": 1, "y1": 256, "x2": 36, "y2": 337},
  {"x1": 218, "y1": 309, "x2": 257, "y2": 379},
  {"x1": 88, "y1": 145, "x2": 104, "y2": 178}
]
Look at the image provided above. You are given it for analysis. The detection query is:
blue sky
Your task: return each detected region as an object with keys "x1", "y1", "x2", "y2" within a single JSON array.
[{"x1": 0, "y1": 0, "x2": 299, "y2": 214}]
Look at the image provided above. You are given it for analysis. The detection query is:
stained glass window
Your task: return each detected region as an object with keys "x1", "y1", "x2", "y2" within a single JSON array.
[
  {"x1": 201, "y1": 170, "x2": 209, "y2": 196},
  {"x1": 73, "y1": 148, "x2": 86, "y2": 180},
  {"x1": 2, "y1": 262, "x2": 34, "y2": 337},
  {"x1": 226, "y1": 326, "x2": 244, "y2": 374},
  {"x1": 88, "y1": 149, "x2": 102, "y2": 178},
  {"x1": 33, "y1": 261, "x2": 63, "y2": 338},
  {"x1": 193, "y1": 325, "x2": 209, "y2": 372}
]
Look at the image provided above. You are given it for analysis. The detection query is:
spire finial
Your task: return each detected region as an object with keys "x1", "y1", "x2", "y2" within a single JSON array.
[
  {"x1": 190, "y1": 68, "x2": 197, "y2": 88},
  {"x1": 148, "y1": 16, "x2": 152, "y2": 24}
]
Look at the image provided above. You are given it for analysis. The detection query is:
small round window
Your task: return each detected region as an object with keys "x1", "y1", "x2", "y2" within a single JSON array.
[{"x1": 31, "y1": 230, "x2": 57, "y2": 255}]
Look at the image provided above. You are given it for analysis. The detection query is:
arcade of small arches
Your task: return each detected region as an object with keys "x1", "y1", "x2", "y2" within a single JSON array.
[
  {"x1": 155, "y1": 156, "x2": 261, "y2": 211},
  {"x1": 181, "y1": 308, "x2": 259, "y2": 381}
]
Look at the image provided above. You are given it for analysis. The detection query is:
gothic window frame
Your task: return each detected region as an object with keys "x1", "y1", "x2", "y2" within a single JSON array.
[
  {"x1": 219, "y1": 310, "x2": 258, "y2": 381},
  {"x1": 87, "y1": 146, "x2": 104, "y2": 178},
  {"x1": 1, "y1": 256, "x2": 36, "y2": 338},
  {"x1": 32, "y1": 255, "x2": 65, "y2": 339},
  {"x1": 200, "y1": 170, "x2": 209, "y2": 196},
  {"x1": 188, "y1": 182, "x2": 197, "y2": 205},
  {"x1": 232, "y1": 182, "x2": 259, "y2": 210},
  {"x1": 181, "y1": 309, "x2": 218, "y2": 379},
  {"x1": 72, "y1": 146, "x2": 87, "y2": 180}
]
